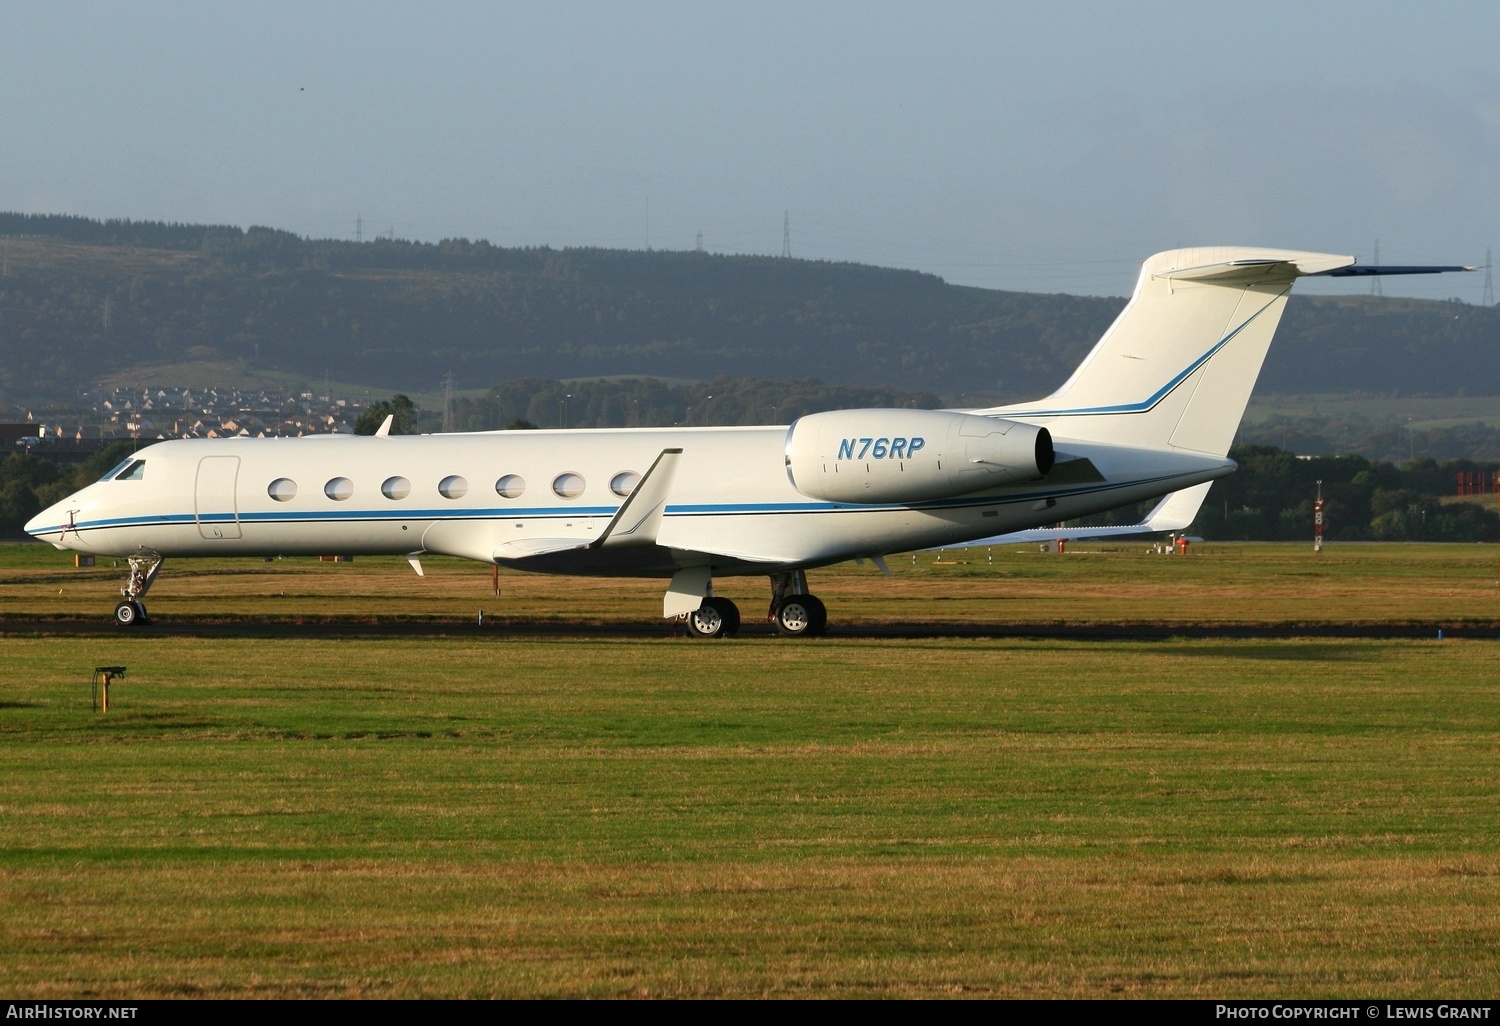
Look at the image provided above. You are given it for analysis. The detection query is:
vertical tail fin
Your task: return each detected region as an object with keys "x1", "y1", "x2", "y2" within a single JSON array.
[{"x1": 990, "y1": 247, "x2": 1355, "y2": 456}]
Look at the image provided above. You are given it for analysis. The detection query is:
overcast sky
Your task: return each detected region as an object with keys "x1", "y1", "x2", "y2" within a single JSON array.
[{"x1": 2, "y1": 1, "x2": 1496, "y2": 299}]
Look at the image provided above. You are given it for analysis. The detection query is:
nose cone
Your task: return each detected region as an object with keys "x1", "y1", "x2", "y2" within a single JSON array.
[{"x1": 26, "y1": 496, "x2": 81, "y2": 548}]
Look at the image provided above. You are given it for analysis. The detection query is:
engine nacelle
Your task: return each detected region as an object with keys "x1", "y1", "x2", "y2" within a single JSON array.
[{"x1": 784, "y1": 409, "x2": 1054, "y2": 504}]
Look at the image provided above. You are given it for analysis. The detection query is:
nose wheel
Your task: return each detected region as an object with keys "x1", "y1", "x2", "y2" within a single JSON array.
[{"x1": 114, "y1": 600, "x2": 148, "y2": 627}]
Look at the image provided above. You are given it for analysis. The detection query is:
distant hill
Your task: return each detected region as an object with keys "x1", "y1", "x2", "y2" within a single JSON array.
[{"x1": 2, "y1": 212, "x2": 1496, "y2": 404}]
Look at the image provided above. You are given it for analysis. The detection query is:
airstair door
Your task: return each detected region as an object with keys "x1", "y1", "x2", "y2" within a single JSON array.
[{"x1": 195, "y1": 456, "x2": 242, "y2": 539}]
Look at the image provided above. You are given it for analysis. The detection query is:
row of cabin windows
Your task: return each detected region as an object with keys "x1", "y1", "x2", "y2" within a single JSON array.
[{"x1": 267, "y1": 470, "x2": 642, "y2": 503}]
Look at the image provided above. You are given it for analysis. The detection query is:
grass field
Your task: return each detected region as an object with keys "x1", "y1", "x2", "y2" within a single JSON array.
[
  {"x1": 4, "y1": 540, "x2": 1500, "y2": 627},
  {"x1": 3, "y1": 544, "x2": 1500, "y2": 997}
]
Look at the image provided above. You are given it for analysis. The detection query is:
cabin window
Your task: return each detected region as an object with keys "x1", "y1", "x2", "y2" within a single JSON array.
[
  {"x1": 495, "y1": 474, "x2": 525, "y2": 499},
  {"x1": 114, "y1": 460, "x2": 147, "y2": 481},
  {"x1": 610, "y1": 471, "x2": 640, "y2": 497},
  {"x1": 381, "y1": 476, "x2": 411, "y2": 500},
  {"x1": 268, "y1": 478, "x2": 298, "y2": 502},
  {"x1": 324, "y1": 477, "x2": 354, "y2": 501},
  {"x1": 552, "y1": 472, "x2": 585, "y2": 499},
  {"x1": 438, "y1": 475, "x2": 469, "y2": 500}
]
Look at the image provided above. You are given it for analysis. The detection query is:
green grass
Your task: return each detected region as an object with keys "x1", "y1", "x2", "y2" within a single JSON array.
[
  {"x1": 5, "y1": 540, "x2": 1500, "y2": 626},
  {"x1": 3, "y1": 634, "x2": 1499, "y2": 997}
]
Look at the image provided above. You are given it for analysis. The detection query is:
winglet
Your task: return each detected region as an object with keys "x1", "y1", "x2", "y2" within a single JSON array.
[
  {"x1": 374, "y1": 414, "x2": 394, "y2": 437},
  {"x1": 595, "y1": 448, "x2": 683, "y2": 549}
]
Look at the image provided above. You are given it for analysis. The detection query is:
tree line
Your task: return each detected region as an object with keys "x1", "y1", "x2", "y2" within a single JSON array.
[
  {"x1": 1185, "y1": 446, "x2": 1500, "y2": 542},
  {"x1": 1236, "y1": 412, "x2": 1500, "y2": 464}
]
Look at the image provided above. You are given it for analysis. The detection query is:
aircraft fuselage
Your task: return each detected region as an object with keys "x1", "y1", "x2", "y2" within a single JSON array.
[{"x1": 28, "y1": 426, "x2": 1231, "y2": 577}]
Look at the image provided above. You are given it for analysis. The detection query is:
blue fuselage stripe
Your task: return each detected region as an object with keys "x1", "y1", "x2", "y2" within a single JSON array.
[{"x1": 37, "y1": 475, "x2": 1187, "y2": 539}]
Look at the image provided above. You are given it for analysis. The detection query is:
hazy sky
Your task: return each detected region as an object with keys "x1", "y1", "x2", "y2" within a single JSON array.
[{"x1": 3, "y1": 1, "x2": 1496, "y2": 299}]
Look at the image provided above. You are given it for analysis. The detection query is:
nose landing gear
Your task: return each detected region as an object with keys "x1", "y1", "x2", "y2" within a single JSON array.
[{"x1": 114, "y1": 553, "x2": 162, "y2": 627}]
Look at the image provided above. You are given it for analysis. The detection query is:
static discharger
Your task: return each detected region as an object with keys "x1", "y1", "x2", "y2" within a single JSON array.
[{"x1": 92, "y1": 665, "x2": 126, "y2": 713}]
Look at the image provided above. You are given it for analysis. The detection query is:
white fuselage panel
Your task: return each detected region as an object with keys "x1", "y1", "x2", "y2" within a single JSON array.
[{"x1": 26, "y1": 427, "x2": 1231, "y2": 577}]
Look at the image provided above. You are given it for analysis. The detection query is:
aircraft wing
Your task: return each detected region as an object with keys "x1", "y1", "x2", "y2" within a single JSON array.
[
  {"x1": 488, "y1": 448, "x2": 684, "y2": 562},
  {"x1": 928, "y1": 482, "x2": 1212, "y2": 548},
  {"x1": 493, "y1": 537, "x2": 593, "y2": 560}
]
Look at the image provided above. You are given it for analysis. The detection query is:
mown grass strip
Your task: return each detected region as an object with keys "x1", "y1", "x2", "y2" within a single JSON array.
[{"x1": 3, "y1": 634, "x2": 1499, "y2": 996}]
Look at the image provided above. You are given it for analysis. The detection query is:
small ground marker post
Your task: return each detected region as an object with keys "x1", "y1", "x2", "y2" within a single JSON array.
[{"x1": 92, "y1": 666, "x2": 126, "y2": 713}]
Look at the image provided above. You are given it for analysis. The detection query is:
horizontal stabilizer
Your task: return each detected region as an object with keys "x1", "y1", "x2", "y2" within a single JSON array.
[
  {"x1": 981, "y1": 246, "x2": 1464, "y2": 459},
  {"x1": 1317, "y1": 264, "x2": 1474, "y2": 277},
  {"x1": 1142, "y1": 482, "x2": 1212, "y2": 532},
  {"x1": 928, "y1": 482, "x2": 1212, "y2": 548}
]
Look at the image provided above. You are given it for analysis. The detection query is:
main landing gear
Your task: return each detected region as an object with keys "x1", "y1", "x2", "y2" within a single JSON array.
[
  {"x1": 680, "y1": 570, "x2": 827, "y2": 639},
  {"x1": 769, "y1": 569, "x2": 826, "y2": 638},
  {"x1": 114, "y1": 553, "x2": 162, "y2": 627},
  {"x1": 685, "y1": 595, "x2": 741, "y2": 639}
]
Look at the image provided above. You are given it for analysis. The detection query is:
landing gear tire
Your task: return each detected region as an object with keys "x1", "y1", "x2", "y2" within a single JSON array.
[
  {"x1": 686, "y1": 596, "x2": 740, "y2": 639},
  {"x1": 113, "y1": 553, "x2": 162, "y2": 626},
  {"x1": 775, "y1": 594, "x2": 827, "y2": 638},
  {"x1": 114, "y1": 601, "x2": 146, "y2": 627}
]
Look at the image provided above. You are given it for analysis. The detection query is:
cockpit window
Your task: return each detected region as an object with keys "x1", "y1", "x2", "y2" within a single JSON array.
[
  {"x1": 114, "y1": 460, "x2": 146, "y2": 481},
  {"x1": 98, "y1": 459, "x2": 134, "y2": 482}
]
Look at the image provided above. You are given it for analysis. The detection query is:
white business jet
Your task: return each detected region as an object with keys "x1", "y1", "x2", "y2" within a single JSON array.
[{"x1": 26, "y1": 247, "x2": 1468, "y2": 636}]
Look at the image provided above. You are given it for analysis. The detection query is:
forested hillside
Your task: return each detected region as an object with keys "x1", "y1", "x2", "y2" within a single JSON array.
[{"x1": 2, "y1": 212, "x2": 1496, "y2": 405}]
